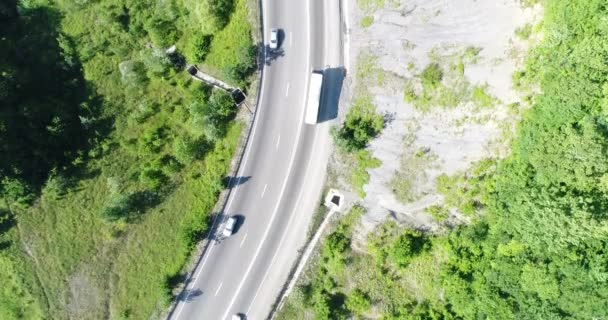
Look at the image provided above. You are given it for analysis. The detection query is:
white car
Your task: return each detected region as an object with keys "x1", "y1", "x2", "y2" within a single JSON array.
[
  {"x1": 269, "y1": 28, "x2": 279, "y2": 49},
  {"x1": 222, "y1": 216, "x2": 238, "y2": 237}
]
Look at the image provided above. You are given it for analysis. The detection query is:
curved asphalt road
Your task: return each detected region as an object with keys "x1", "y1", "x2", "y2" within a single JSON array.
[{"x1": 169, "y1": 0, "x2": 343, "y2": 319}]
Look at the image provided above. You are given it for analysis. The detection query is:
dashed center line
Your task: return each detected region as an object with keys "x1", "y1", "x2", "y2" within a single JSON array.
[
  {"x1": 214, "y1": 282, "x2": 223, "y2": 296},
  {"x1": 285, "y1": 83, "x2": 290, "y2": 96},
  {"x1": 276, "y1": 135, "x2": 281, "y2": 150},
  {"x1": 261, "y1": 184, "x2": 268, "y2": 198},
  {"x1": 240, "y1": 233, "x2": 248, "y2": 248},
  {"x1": 289, "y1": 31, "x2": 293, "y2": 47}
]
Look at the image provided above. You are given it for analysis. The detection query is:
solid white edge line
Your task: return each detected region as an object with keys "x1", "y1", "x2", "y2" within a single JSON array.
[
  {"x1": 220, "y1": 0, "x2": 312, "y2": 318},
  {"x1": 170, "y1": 0, "x2": 271, "y2": 317},
  {"x1": 245, "y1": 127, "x2": 319, "y2": 315}
]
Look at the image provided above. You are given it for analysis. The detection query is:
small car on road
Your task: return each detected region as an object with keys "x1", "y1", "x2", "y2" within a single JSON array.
[
  {"x1": 269, "y1": 28, "x2": 279, "y2": 50},
  {"x1": 223, "y1": 216, "x2": 238, "y2": 237}
]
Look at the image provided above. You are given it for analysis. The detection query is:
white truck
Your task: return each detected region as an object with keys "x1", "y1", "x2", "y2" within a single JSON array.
[{"x1": 305, "y1": 72, "x2": 324, "y2": 125}]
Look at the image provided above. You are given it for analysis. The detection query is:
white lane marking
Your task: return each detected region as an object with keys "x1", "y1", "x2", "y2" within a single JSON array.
[
  {"x1": 289, "y1": 31, "x2": 293, "y2": 47},
  {"x1": 285, "y1": 82, "x2": 290, "y2": 96},
  {"x1": 246, "y1": 127, "x2": 320, "y2": 315},
  {"x1": 240, "y1": 233, "x2": 248, "y2": 248},
  {"x1": 261, "y1": 184, "x2": 268, "y2": 198},
  {"x1": 215, "y1": 282, "x2": 223, "y2": 296},
  {"x1": 220, "y1": 3, "x2": 312, "y2": 317},
  {"x1": 171, "y1": 1, "x2": 271, "y2": 316},
  {"x1": 276, "y1": 135, "x2": 281, "y2": 150}
]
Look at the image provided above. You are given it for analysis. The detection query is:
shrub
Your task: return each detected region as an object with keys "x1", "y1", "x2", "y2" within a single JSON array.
[
  {"x1": 145, "y1": 18, "x2": 179, "y2": 48},
  {"x1": 350, "y1": 150, "x2": 381, "y2": 197},
  {"x1": 187, "y1": 33, "x2": 213, "y2": 63},
  {"x1": 471, "y1": 84, "x2": 496, "y2": 108},
  {"x1": 101, "y1": 194, "x2": 132, "y2": 222},
  {"x1": 140, "y1": 48, "x2": 171, "y2": 76},
  {"x1": 387, "y1": 229, "x2": 429, "y2": 268},
  {"x1": 515, "y1": 23, "x2": 533, "y2": 40},
  {"x1": 173, "y1": 135, "x2": 202, "y2": 165},
  {"x1": 345, "y1": 289, "x2": 371, "y2": 316},
  {"x1": 139, "y1": 167, "x2": 167, "y2": 190},
  {"x1": 0, "y1": 177, "x2": 33, "y2": 207},
  {"x1": 208, "y1": 89, "x2": 236, "y2": 120},
  {"x1": 360, "y1": 16, "x2": 374, "y2": 28},
  {"x1": 119, "y1": 60, "x2": 148, "y2": 88},
  {"x1": 420, "y1": 63, "x2": 443, "y2": 91},
  {"x1": 335, "y1": 96, "x2": 384, "y2": 151}
]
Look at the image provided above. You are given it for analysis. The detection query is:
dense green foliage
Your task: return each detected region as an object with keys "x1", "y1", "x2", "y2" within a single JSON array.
[
  {"x1": 282, "y1": 0, "x2": 608, "y2": 319},
  {"x1": 0, "y1": 0, "x2": 255, "y2": 317},
  {"x1": 334, "y1": 96, "x2": 384, "y2": 151}
]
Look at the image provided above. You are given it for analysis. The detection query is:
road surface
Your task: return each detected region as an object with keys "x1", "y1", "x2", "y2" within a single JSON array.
[{"x1": 168, "y1": 0, "x2": 343, "y2": 318}]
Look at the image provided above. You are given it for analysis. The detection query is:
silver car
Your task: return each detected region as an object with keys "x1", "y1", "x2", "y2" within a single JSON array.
[
  {"x1": 223, "y1": 216, "x2": 238, "y2": 237},
  {"x1": 269, "y1": 28, "x2": 279, "y2": 49}
]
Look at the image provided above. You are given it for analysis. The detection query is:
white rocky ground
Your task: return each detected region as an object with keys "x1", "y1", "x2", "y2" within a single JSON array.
[{"x1": 337, "y1": 0, "x2": 542, "y2": 241}]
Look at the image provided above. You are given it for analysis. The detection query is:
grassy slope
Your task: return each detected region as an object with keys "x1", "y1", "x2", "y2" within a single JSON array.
[{"x1": 1, "y1": 0, "x2": 254, "y2": 318}]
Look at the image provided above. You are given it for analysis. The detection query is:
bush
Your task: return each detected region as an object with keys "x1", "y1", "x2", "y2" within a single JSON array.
[
  {"x1": 471, "y1": 84, "x2": 496, "y2": 108},
  {"x1": 515, "y1": 23, "x2": 533, "y2": 40},
  {"x1": 119, "y1": 60, "x2": 148, "y2": 88},
  {"x1": 140, "y1": 48, "x2": 171, "y2": 76},
  {"x1": 101, "y1": 194, "x2": 132, "y2": 222},
  {"x1": 345, "y1": 289, "x2": 371, "y2": 316},
  {"x1": 173, "y1": 135, "x2": 203, "y2": 165},
  {"x1": 1, "y1": 177, "x2": 33, "y2": 208},
  {"x1": 139, "y1": 167, "x2": 167, "y2": 190},
  {"x1": 387, "y1": 229, "x2": 429, "y2": 268},
  {"x1": 420, "y1": 63, "x2": 443, "y2": 91},
  {"x1": 360, "y1": 16, "x2": 374, "y2": 28},
  {"x1": 335, "y1": 96, "x2": 384, "y2": 151},
  {"x1": 145, "y1": 18, "x2": 179, "y2": 48},
  {"x1": 350, "y1": 150, "x2": 381, "y2": 197},
  {"x1": 187, "y1": 33, "x2": 213, "y2": 63}
]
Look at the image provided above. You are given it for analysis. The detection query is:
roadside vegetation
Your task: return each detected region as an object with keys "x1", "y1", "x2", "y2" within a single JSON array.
[
  {"x1": 404, "y1": 47, "x2": 499, "y2": 112},
  {"x1": 0, "y1": 0, "x2": 255, "y2": 318},
  {"x1": 332, "y1": 53, "x2": 385, "y2": 197},
  {"x1": 281, "y1": 0, "x2": 608, "y2": 318}
]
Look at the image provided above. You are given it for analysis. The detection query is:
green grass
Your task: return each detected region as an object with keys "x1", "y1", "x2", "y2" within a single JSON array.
[
  {"x1": 204, "y1": 0, "x2": 255, "y2": 82},
  {"x1": 10, "y1": 123, "x2": 242, "y2": 319},
  {"x1": 0, "y1": 0, "x2": 254, "y2": 316}
]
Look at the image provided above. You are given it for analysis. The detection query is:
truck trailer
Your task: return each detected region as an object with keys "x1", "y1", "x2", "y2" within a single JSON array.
[{"x1": 304, "y1": 71, "x2": 324, "y2": 125}]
